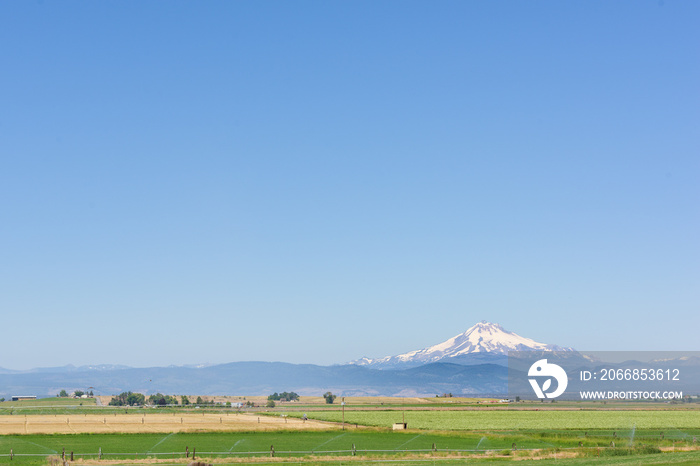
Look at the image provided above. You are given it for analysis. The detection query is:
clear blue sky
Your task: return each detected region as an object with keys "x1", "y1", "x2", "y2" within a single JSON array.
[{"x1": 1, "y1": 1, "x2": 698, "y2": 370}]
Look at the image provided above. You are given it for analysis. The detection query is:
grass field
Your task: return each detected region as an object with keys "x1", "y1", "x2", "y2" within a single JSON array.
[
  {"x1": 284, "y1": 408, "x2": 700, "y2": 431},
  {"x1": 2, "y1": 430, "x2": 697, "y2": 464},
  {"x1": 0, "y1": 430, "x2": 574, "y2": 456},
  {"x1": 0, "y1": 399, "x2": 96, "y2": 406}
]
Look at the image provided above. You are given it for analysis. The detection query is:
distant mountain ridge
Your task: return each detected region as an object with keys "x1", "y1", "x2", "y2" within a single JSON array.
[
  {"x1": 0, "y1": 361, "x2": 511, "y2": 399},
  {"x1": 0, "y1": 322, "x2": 569, "y2": 398},
  {"x1": 349, "y1": 321, "x2": 572, "y2": 369},
  {"x1": 0, "y1": 364, "x2": 132, "y2": 375},
  {"x1": 1, "y1": 322, "x2": 697, "y2": 399}
]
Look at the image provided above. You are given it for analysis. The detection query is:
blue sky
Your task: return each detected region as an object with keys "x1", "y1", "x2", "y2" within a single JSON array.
[{"x1": 1, "y1": 1, "x2": 698, "y2": 370}]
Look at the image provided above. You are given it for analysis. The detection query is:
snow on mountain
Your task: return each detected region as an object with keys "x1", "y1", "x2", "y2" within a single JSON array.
[{"x1": 350, "y1": 321, "x2": 572, "y2": 369}]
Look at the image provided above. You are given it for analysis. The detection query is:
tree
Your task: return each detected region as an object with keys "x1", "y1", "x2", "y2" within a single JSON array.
[
  {"x1": 266, "y1": 399, "x2": 276, "y2": 408},
  {"x1": 74, "y1": 390, "x2": 85, "y2": 398},
  {"x1": 196, "y1": 396, "x2": 204, "y2": 405},
  {"x1": 148, "y1": 393, "x2": 178, "y2": 406},
  {"x1": 109, "y1": 391, "x2": 146, "y2": 406},
  {"x1": 268, "y1": 391, "x2": 300, "y2": 402},
  {"x1": 59, "y1": 390, "x2": 68, "y2": 398},
  {"x1": 126, "y1": 392, "x2": 146, "y2": 406},
  {"x1": 323, "y1": 392, "x2": 336, "y2": 404},
  {"x1": 181, "y1": 395, "x2": 190, "y2": 405}
]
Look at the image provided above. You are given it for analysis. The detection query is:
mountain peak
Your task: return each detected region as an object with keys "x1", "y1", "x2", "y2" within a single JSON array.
[
  {"x1": 349, "y1": 321, "x2": 571, "y2": 369},
  {"x1": 473, "y1": 321, "x2": 503, "y2": 330}
]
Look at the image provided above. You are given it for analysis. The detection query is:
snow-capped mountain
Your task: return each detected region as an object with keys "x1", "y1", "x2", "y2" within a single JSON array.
[{"x1": 349, "y1": 321, "x2": 572, "y2": 370}]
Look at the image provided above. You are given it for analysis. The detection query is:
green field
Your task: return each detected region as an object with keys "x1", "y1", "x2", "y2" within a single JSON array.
[
  {"x1": 0, "y1": 398, "x2": 96, "y2": 408},
  {"x1": 0, "y1": 430, "x2": 551, "y2": 464},
  {"x1": 0, "y1": 398, "x2": 99, "y2": 416},
  {"x1": 0, "y1": 430, "x2": 697, "y2": 464},
  {"x1": 286, "y1": 409, "x2": 700, "y2": 431}
]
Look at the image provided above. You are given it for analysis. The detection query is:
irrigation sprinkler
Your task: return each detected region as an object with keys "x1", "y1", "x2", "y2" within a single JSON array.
[{"x1": 342, "y1": 398, "x2": 346, "y2": 431}]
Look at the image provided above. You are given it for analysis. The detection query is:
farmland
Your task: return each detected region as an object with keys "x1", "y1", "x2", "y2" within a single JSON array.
[
  {"x1": 0, "y1": 398, "x2": 698, "y2": 465},
  {"x1": 1, "y1": 429, "x2": 698, "y2": 465},
  {"x1": 0, "y1": 413, "x2": 330, "y2": 435},
  {"x1": 283, "y1": 408, "x2": 700, "y2": 431}
]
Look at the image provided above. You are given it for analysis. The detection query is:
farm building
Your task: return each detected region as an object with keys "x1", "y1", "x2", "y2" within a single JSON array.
[{"x1": 11, "y1": 395, "x2": 37, "y2": 401}]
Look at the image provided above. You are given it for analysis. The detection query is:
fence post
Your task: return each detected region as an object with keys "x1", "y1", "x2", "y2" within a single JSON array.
[
  {"x1": 192, "y1": 447, "x2": 196, "y2": 460},
  {"x1": 62, "y1": 448, "x2": 65, "y2": 460},
  {"x1": 10, "y1": 448, "x2": 12, "y2": 460},
  {"x1": 185, "y1": 446, "x2": 189, "y2": 458},
  {"x1": 352, "y1": 443, "x2": 356, "y2": 456},
  {"x1": 70, "y1": 451, "x2": 74, "y2": 461},
  {"x1": 99, "y1": 447, "x2": 102, "y2": 459},
  {"x1": 270, "y1": 445, "x2": 274, "y2": 457},
  {"x1": 432, "y1": 443, "x2": 436, "y2": 452}
]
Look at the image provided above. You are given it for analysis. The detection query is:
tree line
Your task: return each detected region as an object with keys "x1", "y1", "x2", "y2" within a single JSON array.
[
  {"x1": 57, "y1": 390, "x2": 94, "y2": 398},
  {"x1": 107, "y1": 393, "x2": 223, "y2": 407}
]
